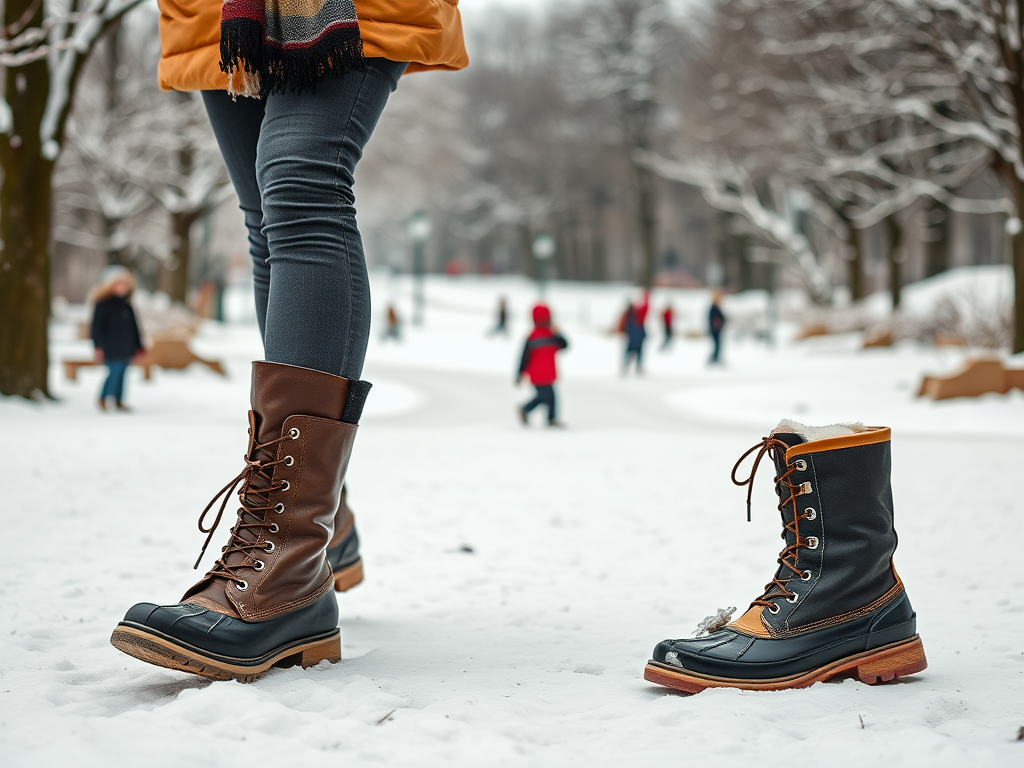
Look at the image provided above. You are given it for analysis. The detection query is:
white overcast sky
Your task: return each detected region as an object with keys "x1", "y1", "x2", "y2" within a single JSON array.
[{"x1": 467, "y1": 0, "x2": 705, "y2": 19}]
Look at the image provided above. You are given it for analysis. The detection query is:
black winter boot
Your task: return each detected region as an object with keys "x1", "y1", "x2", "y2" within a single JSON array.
[{"x1": 646, "y1": 421, "x2": 927, "y2": 693}]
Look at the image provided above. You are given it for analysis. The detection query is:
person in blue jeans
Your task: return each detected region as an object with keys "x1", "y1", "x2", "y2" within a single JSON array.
[
  {"x1": 90, "y1": 266, "x2": 144, "y2": 411},
  {"x1": 109, "y1": 5, "x2": 469, "y2": 682}
]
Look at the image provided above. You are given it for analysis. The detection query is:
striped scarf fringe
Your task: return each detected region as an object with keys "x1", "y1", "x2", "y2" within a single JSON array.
[{"x1": 220, "y1": 0, "x2": 366, "y2": 99}]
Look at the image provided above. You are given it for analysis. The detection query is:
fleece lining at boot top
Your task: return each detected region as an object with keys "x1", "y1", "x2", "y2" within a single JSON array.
[{"x1": 771, "y1": 419, "x2": 868, "y2": 443}]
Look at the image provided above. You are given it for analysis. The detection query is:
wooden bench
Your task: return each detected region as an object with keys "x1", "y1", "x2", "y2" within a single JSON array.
[
  {"x1": 63, "y1": 338, "x2": 226, "y2": 381},
  {"x1": 917, "y1": 358, "x2": 1024, "y2": 401}
]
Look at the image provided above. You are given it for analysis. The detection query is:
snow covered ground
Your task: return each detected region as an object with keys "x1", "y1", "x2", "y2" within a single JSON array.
[{"x1": 2, "y1": 275, "x2": 1023, "y2": 766}]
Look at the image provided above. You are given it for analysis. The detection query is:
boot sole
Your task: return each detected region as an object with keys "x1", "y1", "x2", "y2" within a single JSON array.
[
  {"x1": 333, "y1": 558, "x2": 364, "y2": 592},
  {"x1": 644, "y1": 635, "x2": 927, "y2": 693},
  {"x1": 110, "y1": 625, "x2": 341, "y2": 682}
]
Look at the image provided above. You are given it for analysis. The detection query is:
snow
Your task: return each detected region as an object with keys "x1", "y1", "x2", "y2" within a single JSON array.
[
  {"x1": 2, "y1": 274, "x2": 1023, "y2": 766},
  {"x1": 0, "y1": 97, "x2": 12, "y2": 135}
]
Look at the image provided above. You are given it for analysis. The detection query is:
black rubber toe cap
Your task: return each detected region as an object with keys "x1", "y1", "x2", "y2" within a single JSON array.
[
  {"x1": 117, "y1": 589, "x2": 339, "y2": 661},
  {"x1": 123, "y1": 602, "x2": 160, "y2": 625}
]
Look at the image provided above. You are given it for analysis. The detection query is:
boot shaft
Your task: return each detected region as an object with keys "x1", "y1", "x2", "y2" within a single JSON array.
[
  {"x1": 763, "y1": 424, "x2": 898, "y2": 633},
  {"x1": 185, "y1": 361, "x2": 366, "y2": 621}
]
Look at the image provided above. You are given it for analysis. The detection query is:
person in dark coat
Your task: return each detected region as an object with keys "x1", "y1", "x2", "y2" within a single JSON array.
[
  {"x1": 517, "y1": 304, "x2": 569, "y2": 427},
  {"x1": 90, "y1": 266, "x2": 144, "y2": 411},
  {"x1": 489, "y1": 296, "x2": 509, "y2": 336},
  {"x1": 709, "y1": 289, "x2": 727, "y2": 365}
]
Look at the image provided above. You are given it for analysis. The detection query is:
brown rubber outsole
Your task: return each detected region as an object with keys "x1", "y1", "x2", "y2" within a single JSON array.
[
  {"x1": 333, "y1": 558, "x2": 364, "y2": 592},
  {"x1": 644, "y1": 635, "x2": 927, "y2": 694},
  {"x1": 110, "y1": 625, "x2": 341, "y2": 682}
]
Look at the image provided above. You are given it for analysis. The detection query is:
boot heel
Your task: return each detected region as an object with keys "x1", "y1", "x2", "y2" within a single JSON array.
[
  {"x1": 333, "y1": 559, "x2": 364, "y2": 592},
  {"x1": 300, "y1": 633, "x2": 342, "y2": 668},
  {"x1": 856, "y1": 636, "x2": 927, "y2": 684}
]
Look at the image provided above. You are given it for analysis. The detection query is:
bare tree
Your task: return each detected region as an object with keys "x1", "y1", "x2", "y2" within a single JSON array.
[
  {"x1": 1, "y1": 0, "x2": 145, "y2": 398},
  {"x1": 554, "y1": 0, "x2": 679, "y2": 288}
]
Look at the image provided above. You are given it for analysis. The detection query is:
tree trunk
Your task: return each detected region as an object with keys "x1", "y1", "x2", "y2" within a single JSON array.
[
  {"x1": 634, "y1": 161, "x2": 658, "y2": 289},
  {"x1": 104, "y1": 213, "x2": 124, "y2": 265},
  {"x1": 520, "y1": 223, "x2": 536, "y2": 280},
  {"x1": 997, "y1": 163, "x2": 1024, "y2": 354},
  {"x1": 838, "y1": 208, "x2": 864, "y2": 301},
  {"x1": 924, "y1": 201, "x2": 949, "y2": 279},
  {"x1": 0, "y1": 0, "x2": 53, "y2": 398},
  {"x1": 848, "y1": 227, "x2": 864, "y2": 301},
  {"x1": 886, "y1": 215, "x2": 903, "y2": 310},
  {"x1": 166, "y1": 210, "x2": 199, "y2": 305},
  {"x1": 165, "y1": 135, "x2": 198, "y2": 304},
  {"x1": 1013, "y1": 217, "x2": 1024, "y2": 355}
]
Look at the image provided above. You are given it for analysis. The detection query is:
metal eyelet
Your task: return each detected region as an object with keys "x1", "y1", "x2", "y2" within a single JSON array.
[
  {"x1": 798, "y1": 482, "x2": 813, "y2": 495},
  {"x1": 252, "y1": 560, "x2": 265, "y2": 572},
  {"x1": 264, "y1": 541, "x2": 275, "y2": 553},
  {"x1": 289, "y1": 427, "x2": 300, "y2": 440},
  {"x1": 274, "y1": 503, "x2": 285, "y2": 514},
  {"x1": 801, "y1": 570, "x2": 812, "y2": 581},
  {"x1": 806, "y1": 536, "x2": 819, "y2": 549},
  {"x1": 804, "y1": 507, "x2": 817, "y2": 520},
  {"x1": 284, "y1": 455, "x2": 294, "y2": 467},
  {"x1": 268, "y1": 523, "x2": 279, "y2": 534},
  {"x1": 280, "y1": 480, "x2": 290, "y2": 492},
  {"x1": 767, "y1": 603, "x2": 781, "y2": 615},
  {"x1": 786, "y1": 593, "x2": 799, "y2": 604},
  {"x1": 794, "y1": 459, "x2": 807, "y2": 471},
  {"x1": 235, "y1": 580, "x2": 248, "y2": 591}
]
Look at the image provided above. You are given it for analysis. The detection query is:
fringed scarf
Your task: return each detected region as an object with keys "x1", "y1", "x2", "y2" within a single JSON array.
[{"x1": 220, "y1": 0, "x2": 366, "y2": 99}]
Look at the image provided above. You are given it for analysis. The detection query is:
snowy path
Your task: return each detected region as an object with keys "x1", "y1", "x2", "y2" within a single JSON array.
[{"x1": 3, "y1": 284, "x2": 1024, "y2": 767}]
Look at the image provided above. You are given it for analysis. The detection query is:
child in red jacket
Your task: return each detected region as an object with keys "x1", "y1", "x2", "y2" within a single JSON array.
[{"x1": 517, "y1": 304, "x2": 569, "y2": 427}]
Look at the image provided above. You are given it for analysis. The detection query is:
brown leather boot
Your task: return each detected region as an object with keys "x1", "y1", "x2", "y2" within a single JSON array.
[
  {"x1": 111, "y1": 361, "x2": 369, "y2": 681},
  {"x1": 326, "y1": 486, "x2": 365, "y2": 592}
]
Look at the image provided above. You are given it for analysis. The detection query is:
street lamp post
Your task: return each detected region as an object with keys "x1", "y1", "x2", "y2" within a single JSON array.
[
  {"x1": 408, "y1": 210, "x2": 431, "y2": 325},
  {"x1": 532, "y1": 232, "x2": 555, "y2": 297}
]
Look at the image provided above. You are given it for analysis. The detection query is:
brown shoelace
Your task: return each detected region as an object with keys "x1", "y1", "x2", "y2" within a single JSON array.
[
  {"x1": 731, "y1": 437, "x2": 816, "y2": 610},
  {"x1": 193, "y1": 428, "x2": 294, "y2": 587}
]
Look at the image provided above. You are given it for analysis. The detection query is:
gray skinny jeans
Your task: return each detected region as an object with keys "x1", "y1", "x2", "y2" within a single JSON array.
[{"x1": 202, "y1": 59, "x2": 407, "y2": 380}]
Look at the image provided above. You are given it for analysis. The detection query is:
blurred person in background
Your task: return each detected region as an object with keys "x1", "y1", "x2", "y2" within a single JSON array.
[
  {"x1": 489, "y1": 296, "x2": 509, "y2": 336},
  {"x1": 709, "y1": 290, "x2": 727, "y2": 365},
  {"x1": 382, "y1": 303, "x2": 401, "y2": 341},
  {"x1": 110, "y1": 1, "x2": 467, "y2": 680},
  {"x1": 90, "y1": 266, "x2": 144, "y2": 412},
  {"x1": 622, "y1": 291, "x2": 650, "y2": 375},
  {"x1": 517, "y1": 304, "x2": 569, "y2": 428},
  {"x1": 660, "y1": 302, "x2": 675, "y2": 351}
]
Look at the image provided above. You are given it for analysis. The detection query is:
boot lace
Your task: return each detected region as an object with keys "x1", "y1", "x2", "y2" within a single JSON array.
[
  {"x1": 192, "y1": 427, "x2": 297, "y2": 587},
  {"x1": 731, "y1": 437, "x2": 817, "y2": 611}
]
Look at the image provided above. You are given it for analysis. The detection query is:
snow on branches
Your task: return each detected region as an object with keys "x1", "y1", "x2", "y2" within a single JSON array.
[
  {"x1": 648, "y1": 0, "x2": 1021, "y2": 303},
  {"x1": 1, "y1": 0, "x2": 146, "y2": 155}
]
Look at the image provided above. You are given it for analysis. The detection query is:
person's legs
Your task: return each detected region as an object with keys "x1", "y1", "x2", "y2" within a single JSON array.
[
  {"x1": 543, "y1": 385, "x2": 557, "y2": 422},
  {"x1": 101, "y1": 360, "x2": 128, "y2": 400},
  {"x1": 710, "y1": 330, "x2": 721, "y2": 363},
  {"x1": 201, "y1": 91, "x2": 271, "y2": 339},
  {"x1": 100, "y1": 363, "x2": 116, "y2": 401},
  {"x1": 258, "y1": 59, "x2": 406, "y2": 379},
  {"x1": 109, "y1": 360, "x2": 129, "y2": 403},
  {"x1": 523, "y1": 387, "x2": 545, "y2": 414}
]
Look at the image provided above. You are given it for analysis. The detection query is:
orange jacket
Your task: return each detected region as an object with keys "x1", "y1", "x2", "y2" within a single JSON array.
[{"x1": 157, "y1": 0, "x2": 468, "y2": 92}]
